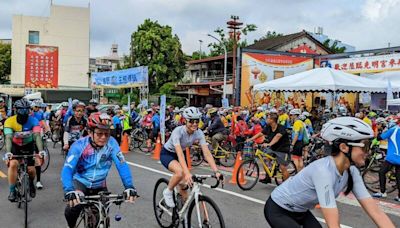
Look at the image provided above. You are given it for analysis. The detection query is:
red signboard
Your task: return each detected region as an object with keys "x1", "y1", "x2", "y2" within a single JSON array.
[{"x1": 25, "y1": 45, "x2": 58, "y2": 88}]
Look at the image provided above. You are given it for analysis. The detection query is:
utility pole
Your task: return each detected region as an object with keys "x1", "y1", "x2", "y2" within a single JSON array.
[
  {"x1": 227, "y1": 15, "x2": 242, "y2": 106},
  {"x1": 199, "y1": 40, "x2": 203, "y2": 82}
]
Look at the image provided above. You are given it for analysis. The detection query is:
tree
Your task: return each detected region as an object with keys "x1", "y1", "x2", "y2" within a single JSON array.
[
  {"x1": 0, "y1": 43, "x2": 11, "y2": 84},
  {"x1": 130, "y1": 19, "x2": 186, "y2": 93},
  {"x1": 208, "y1": 23, "x2": 257, "y2": 56},
  {"x1": 323, "y1": 39, "x2": 346, "y2": 53},
  {"x1": 254, "y1": 31, "x2": 283, "y2": 43},
  {"x1": 190, "y1": 51, "x2": 207, "y2": 60}
]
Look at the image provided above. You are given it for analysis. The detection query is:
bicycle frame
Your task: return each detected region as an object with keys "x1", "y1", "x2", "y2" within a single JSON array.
[{"x1": 254, "y1": 149, "x2": 279, "y2": 178}]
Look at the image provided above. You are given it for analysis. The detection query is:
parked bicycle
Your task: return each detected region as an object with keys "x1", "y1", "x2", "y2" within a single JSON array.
[
  {"x1": 40, "y1": 134, "x2": 51, "y2": 173},
  {"x1": 153, "y1": 174, "x2": 225, "y2": 228},
  {"x1": 190, "y1": 136, "x2": 237, "y2": 167}
]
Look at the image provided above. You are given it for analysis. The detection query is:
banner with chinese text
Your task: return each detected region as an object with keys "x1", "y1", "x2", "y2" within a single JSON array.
[
  {"x1": 25, "y1": 45, "x2": 58, "y2": 88},
  {"x1": 92, "y1": 66, "x2": 148, "y2": 88},
  {"x1": 326, "y1": 53, "x2": 400, "y2": 74}
]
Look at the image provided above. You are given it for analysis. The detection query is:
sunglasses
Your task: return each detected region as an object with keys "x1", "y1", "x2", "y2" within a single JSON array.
[
  {"x1": 347, "y1": 141, "x2": 371, "y2": 153},
  {"x1": 188, "y1": 119, "x2": 200, "y2": 124},
  {"x1": 94, "y1": 131, "x2": 110, "y2": 138},
  {"x1": 75, "y1": 109, "x2": 84, "y2": 113}
]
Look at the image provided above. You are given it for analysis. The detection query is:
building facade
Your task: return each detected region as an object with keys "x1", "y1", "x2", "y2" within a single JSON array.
[{"x1": 11, "y1": 4, "x2": 90, "y2": 89}]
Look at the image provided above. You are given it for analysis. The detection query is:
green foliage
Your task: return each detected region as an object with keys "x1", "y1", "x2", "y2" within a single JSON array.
[
  {"x1": 254, "y1": 31, "x2": 283, "y2": 43},
  {"x1": 159, "y1": 82, "x2": 176, "y2": 95},
  {"x1": 322, "y1": 39, "x2": 346, "y2": 53},
  {"x1": 168, "y1": 95, "x2": 186, "y2": 107},
  {"x1": 0, "y1": 43, "x2": 11, "y2": 84},
  {"x1": 130, "y1": 19, "x2": 186, "y2": 93},
  {"x1": 208, "y1": 23, "x2": 257, "y2": 56},
  {"x1": 191, "y1": 51, "x2": 207, "y2": 60},
  {"x1": 120, "y1": 90, "x2": 140, "y2": 105}
]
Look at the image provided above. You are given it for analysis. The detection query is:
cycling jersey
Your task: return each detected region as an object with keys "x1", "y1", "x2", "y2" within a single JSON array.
[
  {"x1": 65, "y1": 116, "x2": 87, "y2": 143},
  {"x1": 4, "y1": 115, "x2": 41, "y2": 146},
  {"x1": 32, "y1": 110, "x2": 44, "y2": 121},
  {"x1": 152, "y1": 113, "x2": 160, "y2": 129},
  {"x1": 278, "y1": 113, "x2": 290, "y2": 129},
  {"x1": 380, "y1": 126, "x2": 400, "y2": 165},
  {"x1": 363, "y1": 117, "x2": 372, "y2": 127},
  {"x1": 164, "y1": 126, "x2": 207, "y2": 153},
  {"x1": 61, "y1": 136, "x2": 134, "y2": 193},
  {"x1": 271, "y1": 156, "x2": 370, "y2": 212},
  {"x1": 292, "y1": 119, "x2": 304, "y2": 141},
  {"x1": 304, "y1": 118, "x2": 314, "y2": 135}
]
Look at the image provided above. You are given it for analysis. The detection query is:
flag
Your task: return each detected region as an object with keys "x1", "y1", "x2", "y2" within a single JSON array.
[{"x1": 386, "y1": 80, "x2": 393, "y2": 110}]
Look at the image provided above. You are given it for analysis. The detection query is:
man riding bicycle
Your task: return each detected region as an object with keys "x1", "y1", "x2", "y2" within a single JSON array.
[
  {"x1": 61, "y1": 112, "x2": 137, "y2": 228},
  {"x1": 161, "y1": 107, "x2": 223, "y2": 208},
  {"x1": 3, "y1": 98, "x2": 46, "y2": 202},
  {"x1": 63, "y1": 101, "x2": 87, "y2": 152}
]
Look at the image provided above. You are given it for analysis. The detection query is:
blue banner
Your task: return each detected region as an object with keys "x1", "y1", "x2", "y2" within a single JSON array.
[
  {"x1": 160, "y1": 95, "x2": 166, "y2": 144},
  {"x1": 92, "y1": 66, "x2": 148, "y2": 88}
]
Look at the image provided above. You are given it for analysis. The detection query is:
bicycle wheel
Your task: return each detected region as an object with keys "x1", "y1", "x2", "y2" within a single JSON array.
[
  {"x1": 187, "y1": 195, "x2": 225, "y2": 228},
  {"x1": 190, "y1": 146, "x2": 204, "y2": 166},
  {"x1": 237, "y1": 159, "x2": 259, "y2": 191},
  {"x1": 0, "y1": 135, "x2": 4, "y2": 150},
  {"x1": 362, "y1": 166, "x2": 396, "y2": 194},
  {"x1": 153, "y1": 178, "x2": 174, "y2": 228},
  {"x1": 131, "y1": 130, "x2": 145, "y2": 149},
  {"x1": 16, "y1": 177, "x2": 22, "y2": 209},
  {"x1": 23, "y1": 173, "x2": 29, "y2": 228},
  {"x1": 41, "y1": 146, "x2": 51, "y2": 173},
  {"x1": 218, "y1": 144, "x2": 236, "y2": 167},
  {"x1": 274, "y1": 161, "x2": 297, "y2": 186}
]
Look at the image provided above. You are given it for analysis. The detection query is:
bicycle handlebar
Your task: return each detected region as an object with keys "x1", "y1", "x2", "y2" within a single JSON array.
[{"x1": 192, "y1": 174, "x2": 223, "y2": 189}]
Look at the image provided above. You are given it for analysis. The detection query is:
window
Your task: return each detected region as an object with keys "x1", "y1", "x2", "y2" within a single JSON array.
[
  {"x1": 28, "y1": 31, "x2": 39, "y2": 44},
  {"x1": 274, "y1": 71, "x2": 284, "y2": 79}
]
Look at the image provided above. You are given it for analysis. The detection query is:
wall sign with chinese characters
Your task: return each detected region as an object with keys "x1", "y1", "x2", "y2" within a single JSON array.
[
  {"x1": 25, "y1": 45, "x2": 59, "y2": 88},
  {"x1": 325, "y1": 53, "x2": 400, "y2": 74}
]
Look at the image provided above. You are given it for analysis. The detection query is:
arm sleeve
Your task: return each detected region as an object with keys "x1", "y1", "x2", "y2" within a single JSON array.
[
  {"x1": 61, "y1": 143, "x2": 81, "y2": 193},
  {"x1": 311, "y1": 169, "x2": 337, "y2": 208},
  {"x1": 110, "y1": 138, "x2": 134, "y2": 189},
  {"x1": 350, "y1": 166, "x2": 371, "y2": 200},
  {"x1": 380, "y1": 127, "x2": 394, "y2": 140}
]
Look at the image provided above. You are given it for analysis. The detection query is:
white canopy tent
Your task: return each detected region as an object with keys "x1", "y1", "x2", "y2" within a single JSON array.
[
  {"x1": 253, "y1": 68, "x2": 390, "y2": 93},
  {"x1": 387, "y1": 98, "x2": 400, "y2": 106}
]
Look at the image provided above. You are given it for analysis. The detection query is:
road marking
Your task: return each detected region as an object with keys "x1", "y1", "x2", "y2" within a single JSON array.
[
  {"x1": 127, "y1": 161, "x2": 353, "y2": 228},
  {"x1": 0, "y1": 170, "x2": 7, "y2": 178}
]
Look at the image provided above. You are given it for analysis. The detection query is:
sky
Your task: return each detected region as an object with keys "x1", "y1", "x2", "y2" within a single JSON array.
[{"x1": 1, "y1": 0, "x2": 400, "y2": 57}]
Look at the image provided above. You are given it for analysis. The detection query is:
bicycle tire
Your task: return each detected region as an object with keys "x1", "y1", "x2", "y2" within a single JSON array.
[
  {"x1": 0, "y1": 136, "x2": 4, "y2": 150},
  {"x1": 274, "y1": 161, "x2": 297, "y2": 186},
  {"x1": 187, "y1": 195, "x2": 225, "y2": 228},
  {"x1": 236, "y1": 159, "x2": 259, "y2": 191},
  {"x1": 218, "y1": 144, "x2": 236, "y2": 167},
  {"x1": 153, "y1": 178, "x2": 175, "y2": 228},
  {"x1": 23, "y1": 173, "x2": 29, "y2": 228},
  {"x1": 41, "y1": 146, "x2": 51, "y2": 173},
  {"x1": 190, "y1": 146, "x2": 204, "y2": 166},
  {"x1": 362, "y1": 166, "x2": 396, "y2": 194},
  {"x1": 16, "y1": 175, "x2": 22, "y2": 209},
  {"x1": 132, "y1": 130, "x2": 145, "y2": 149}
]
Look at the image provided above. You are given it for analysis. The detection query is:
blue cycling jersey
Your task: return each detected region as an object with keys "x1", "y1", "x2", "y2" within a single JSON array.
[
  {"x1": 61, "y1": 136, "x2": 134, "y2": 193},
  {"x1": 32, "y1": 110, "x2": 44, "y2": 121},
  {"x1": 380, "y1": 126, "x2": 400, "y2": 165}
]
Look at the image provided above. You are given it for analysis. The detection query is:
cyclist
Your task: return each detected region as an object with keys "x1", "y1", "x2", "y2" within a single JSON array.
[
  {"x1": 111, "y1": 107, "x2": 122, "y2": 144},
  {"x1": 161, "y1": 107, "x2": 223, "y2": 208},
  {"x1": 142, "y1": 108, "x2": 153, "y2": 151},
  {"x1": 63, "y1": 102, "x2": 87, "y2": 152},
  {"x1": 289, "y1": 109, "x2": 305, "y2": 171},
  {"x1": 246, "y1": 113, "x2": 290, "y2": 182},
  {"x1": 61, "y1": 112, "x2": 137, "y2": 228},
  {"x1": 3, "y1": 99, "x2": 45, "y2": 202},
  {"x1": 206, "y1": 108, "x2": 229, "y2": 152},
  {"x1": 85, "y1": 99, "x2": 99, "y2": 117},
  {"x1": 372, "y1": 118, "x2": 400, "y2": 201},
  {"x1": 121, "y1": 106, "x2": 133, "y2": 149},
  {"x1": 264, "y1": 117, "x2": 395, "y2": 228}
]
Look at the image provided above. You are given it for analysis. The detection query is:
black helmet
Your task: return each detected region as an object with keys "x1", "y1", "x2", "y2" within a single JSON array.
[{"x1": 14, "y1": 98, "x2": 31, "y2": 109}]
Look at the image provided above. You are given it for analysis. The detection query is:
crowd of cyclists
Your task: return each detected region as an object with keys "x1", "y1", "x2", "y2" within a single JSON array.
[{"x1": 1, "y1": 96, "x2": 400, "y2": 227}]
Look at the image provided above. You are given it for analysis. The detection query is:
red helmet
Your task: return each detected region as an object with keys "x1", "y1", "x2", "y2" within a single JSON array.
[{"x1": 88, "y1": 112, "x2": 112, "y2": 130}]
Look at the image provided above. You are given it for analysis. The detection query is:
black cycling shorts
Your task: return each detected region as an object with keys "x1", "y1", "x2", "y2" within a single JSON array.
[
  {"x1": 292, "y1": 141, "x2": 304, "y2": 157},
  {"x1": 11, "y1": 142, "x2": 35, "y2": 166},
  {"x1": 264, "y1": 197, "x2": 321, "y2": 228}
]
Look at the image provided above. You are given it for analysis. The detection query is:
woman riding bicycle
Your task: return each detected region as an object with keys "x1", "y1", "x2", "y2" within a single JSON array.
[
  {"x1": 264, "y1": 117, "x2": 395, "y2": 228},
  {"x1": 161, "y1": 107, "x2": 223, "y2": 208}
]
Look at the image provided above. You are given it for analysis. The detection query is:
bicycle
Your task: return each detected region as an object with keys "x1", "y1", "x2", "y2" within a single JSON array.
[
  {"x1": 236, "y1": 146, "x2": 297, "y2": 191},
  {"x1": 190, "y1": 136, "x2": 237, "y2": 167},
  {"x1": 0, "y1": 124, "x2": 5, "y2": 150},
  {"x1": 7, "y1": 154, "x2": 37, "y2": 228},
  {"x1": 303, "y1": 137, "x2": 325, "y2": 167},
  {"x1": 40, "y1": 134, "x2": 51, "y2": 173},
  {"x1": 50, "y1": 119, "x2": 62, "y2": 148},
  {"x1": 130, "y1": 126, "x2": 147, "y2": 151},
  {"x1": 70, "y1": 191, "x2": 128, "y2": 228},
  {"x1": 153, "y1": 174, "x2": 225, "y2": 228}
]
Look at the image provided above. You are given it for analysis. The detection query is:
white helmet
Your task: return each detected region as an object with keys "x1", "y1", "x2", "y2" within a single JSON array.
[
  {"x1": 324, "y1": 109, "x2": 331, "y2": 114},
  {"x1": 302, "y1": 111, "x2": 310, "y2": 117},
  {"x1": 299, "y1": 114, "x2": 307, "y2": 121},
  {"x1": 183, "y1": 107, "x2": 202, "y2": 119},
  {"x1": 289, "y1": 109, "x2": 301, "y2": 115},
  {"x1": 376, "y1": 117, "x2": 386, "y2": 125},
  {"x1": 321, "y1": 117, "x2": 374, "y2": 142},
  {"x1": 270, "y1": 108, "x2": 278, "y2": 113}
]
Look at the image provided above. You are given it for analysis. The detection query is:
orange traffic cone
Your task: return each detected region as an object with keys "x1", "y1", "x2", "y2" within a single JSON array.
[
  {"x1": 152, "y1": 135, "x2": 162, "y2": 160},
  {"x1": 230, "y1": 152, "x2": 246, "y2": 185},
  {"x1": 186, "y1": 147, "x2": 192, "y2": 170},
  {"x1": 120, "y1": 134, "x2": 129, "y2": 154}
]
